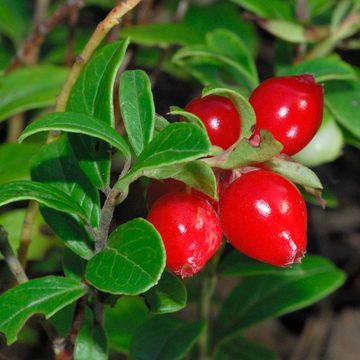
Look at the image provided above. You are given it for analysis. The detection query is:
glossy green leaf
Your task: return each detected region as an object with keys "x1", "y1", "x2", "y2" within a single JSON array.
[
  {"x1": 0, "y1": 276, "x2": 86, "y2": 345},
  {"x1": 0, "y1": 180, "x2": 88, "y2": 222},
  {"x1": 119, "y1": 70, "x2": 155, "y2": 155},
  {"x1": 0, "y1": 66, "x2": 68, "y2": 122},
  {"x1": 215, "y1": 336, "x2": 277, "y2": 360},
  {"x1": 74, "y1": 307, "x2": 107, "y2": 360},
  {"x1": 0, "y1": 143, "x2": 41, "y2": 184},
  {"x1": 118, "y1": 123, "x2": 211, "y2": 187},
  {"x1": 260, "y1": 20, "x2": 306, "y2": 43},
  {"x1": 265, "y1": 158, "x2": 323, "y2": 190},
  {"x1": 63, "y1": 248, "x2": 87, "y2": 281},
  {"x1": 147, "y1": 161, "x2": 217, "y2": 200},
  {"x1": 215, "y1": 256, "x2": 345, "y2": 341},
  {"x1": 31, "y1": 136, "x2": 100, "y2": 227},
  {"x1": 86, "y1": 218, "x2": 166, "y2": 295},
  {"x1": 169, "y1": 106, "x2": 206, "y2": 130},
  {"x1": 105, "y1": 296, "x2": 150, "y2": 354},
  {"x1": 230, "y1": 0, "x2": 293, "y2": 20},
  {"x1": 325, "y1": 80, "x2": 360, "y2": 139},
  {"x1": 220, "y1": 251, "x2": 310, "y2": 277},
  {"x1": 67, "y1": 40, "x2": 129, "y2": 188},
  {"x1": 206, "y1": 131, "x2": 283, "y2": 170},
  {"x1": 130, "y1": 316, "x2": 205, "y2": 360},
  {"x1": 203, "y1": 86, "x2": 255, "y2": 140},
  {"x1": 19, "y1": 112, "x2": 131, "y2": 160},
  {"x1": 0, "y1": 0, "x2": 30, "y2": 44},
  {"x1": 145, "y1": 271, "x2": 187, "y2": 314},
  {"x1": 278, "y1": 56, "x2": 357, "y2": 82},
  {"x1": 0, "y1": 209, "x2": 61, "y2": 261}
]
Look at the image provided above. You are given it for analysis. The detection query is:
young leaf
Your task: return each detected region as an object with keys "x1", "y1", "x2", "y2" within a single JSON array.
[
  {"x1": 66, "y1": 40, "x2": 129, "y2": 188},
  {"x1": 215, "y1": 336, "x2": 277, "y2": 360},
  {"x1": 0, "y1": 65, "x2": 68, "y2": 122},
  {"x1": 117, "y1": 123, "x2": 211, "y2": 188},
  {"x1": 144, "y1": 271, "x2": 187, "y2": 314},
  {"x1": 0, "y1": 143, "x2": 41, "y2": 184},
  {"x1": 31, "y1": 136, "x2": 101, "y2": 227},
  {"x1": 278, "y1": 56, "x2": 357, "y2": 82},
  {"x1": 0, "y1": 181, "x2": 89, "y2": 222},
  {"x1": 105, "y1": 296, "x2": 150, "y2": 354},
  {"x1": 130, "y1": 316, "x2": 205, "y2": 360},
  {"x1": 259, "y1": 20, "x2": 306, "y2": 43},
  {"x1": 215, "y1": 256, "x2": 345, "y2": 341},
  {"x1": 119, "y1": 70, "x2": 155, "y2": 155},
  {"x1": 19, "y1": 112, "x2": 131, "y2": 160},
  {"x1": 265, "y1": 157, "x2": 323, "y2": 190},
  {"x1": 325, "y1": 80, "x2": 360, "y2": 140},
  {"x1": 74, "y1": 307, "x2": 108, "y2": 360},
  {"x1": 147, "y1": 161, "x2": 217, "y2": 200},
  {"x1": 202, "y1": 86, "x2": 256, "y2": 140},
  {"x1": 85, "y1": 218, "x2": 166, "y2": 295},
  {"x1": 0, "y1": 276, "x2": 86, "y2": 345},
  {"x1": 206, "y1": 130, "x2": 283, "y2": 169}
]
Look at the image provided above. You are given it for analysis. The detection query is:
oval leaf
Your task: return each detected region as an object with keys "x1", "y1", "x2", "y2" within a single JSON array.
[
  {"x1": 85, "y1": 218, "x2": 166, "y2": 295},
  {"x1": 144, "y1": 271, "x2": 187, "y2": 314},
  {"x1": 19, "y1": 112, "x2": 131, "y2": 159},
  {"x1": 0, "y1": 65, "x2": 68, "y2": 122},
  {"x1": 0, "y1": 180, "x2": 89, "y2": 222},
  {"x1": 0, "y1": 276, "x2": 85, "y2": 345},
  {"x1": 215, "y1": 255, "x2": 345, "y2": 341},
  {"x1": 120, "y1": 70, "x2": 155, "y2": 155}
]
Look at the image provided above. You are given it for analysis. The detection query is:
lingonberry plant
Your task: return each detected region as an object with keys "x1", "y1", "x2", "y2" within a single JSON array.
[{"x1": 0, "y1": 1, "x2": 358, "y2": 359}]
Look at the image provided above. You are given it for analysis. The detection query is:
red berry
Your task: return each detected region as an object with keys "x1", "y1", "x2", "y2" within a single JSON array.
[
  {"x1": 249, "y1": 74, "x2": 323, "y2": 156},
  {"x1": 219, "y1": 170, "x2": 307, "y2": 267},
  {"x1": 148, "y1": 192, "x2": 222, "y2": 277},
  {"x1": 184, "y1": 95, "x2": 241, "y2": 149}
]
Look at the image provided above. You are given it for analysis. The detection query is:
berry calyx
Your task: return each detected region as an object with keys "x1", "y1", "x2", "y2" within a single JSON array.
[
  {"x1": 249, "y1": 74, "x2": 323, "y2": 156},
  {"x1": 147, "y1": 192, "x2": 222, "y2": 277},
  {"x1": 219, "y1": 169, "x2": 307, "y2": 267},
  {"x1": 184, "y1": 95, "x2": 241, "y2": 149}
]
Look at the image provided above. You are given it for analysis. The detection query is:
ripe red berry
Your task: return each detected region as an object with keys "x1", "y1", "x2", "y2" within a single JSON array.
[
  {"x1": 147, "y1": 192, "x2": 222, "y2": 277},
  {"x1": 249, "y1": 74, "x2": 323, "y2": 156},
  {"x1": 184, "y1": 95, "x2": 241, "y2": 149},
  {"x1": 219, "y1": 170, "x2": 307, "y2": 267}
]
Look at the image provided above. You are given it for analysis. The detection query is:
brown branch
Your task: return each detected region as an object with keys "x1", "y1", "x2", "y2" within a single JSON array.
[
  {"x1": 65, "y1": 3, "x2": 81, "y2": 66},
  {"x1": 6, "y1": 0, "x2": 84, "y2": 73}
]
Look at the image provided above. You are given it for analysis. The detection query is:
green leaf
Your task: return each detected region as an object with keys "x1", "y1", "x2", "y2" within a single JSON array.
[
  {"x1": 63, "y1": 248, "x2": 87, "y2": 281},
  {"x1": 0, "y1": 0, "x2": 30, "y2": 44},
  {"x1": 119, "y1": 70, "x2": 155, "y2": 155},
  {"x1": 144, "y1": 271, "x2": 187, "y2": 314},
  {"x1": 215, "y1": 336, "x2": 277, "y2": 360},
  {"x1": 19, "y1": 112, "x2": 131, "y2": 160},
  {"x1": 74, "y1": 307, "x2": 108, "y2": 360},
  {"x1": 325, "y1": 80, "x2": 360, "y2": 140},
  {"x1": 215, "y1": 256, "x2": 345, "y2": 341},
  {"x1": 0, "y1": 143, "x2": 41, "y2": 184},
  {"x1": 265, "y1": 157, "x2": 323, "y2": 190},
  {"x1": 147, "y1": 161, "x2": 217, "y2": 200},
  {"x1": 278, "y1": 56, "x2": 357, "y2": 82},
  {"x1": 220, "y1": 251, "x2": 309, "y2": 277},
  {"x1": 202, "y1": 86, "x2": 255, "y2": 140},
  {"x1": 168, "y1": 106, "x2": 206, "y2": 131},
  {"x1": 0, "y1": 180, "x2": 89, "y2": 222},
  {"x1": 31, "y1": 136, "x2": 100, "y2": 227},
  {"x1": 0, "y1": 209, "x2": 62, "y2": 261},
  {"x1": 67, "y1": 40, "x2": 129, "y2": 188},
  {"x1": 0, "y1": 276, "x2": 86, "y2": 345},
  {"x1": 206, "y1": 130, "x2": 282, "y2": 170},
  {"x1": 118, "y1": 123, "x2": 211, "y2": 187},
  {"x1": 230, "y1": 0, "x2": 293, "y2": 20},
  {"x1": 259, "y1": 20, "x2": 306, "y2": 43},
  {"x1": 85, "y1": 218, "x2": 166, "y2": 295},
  {"x1": 130, "y1": 316, "x2": 205, "y2": 360},
  {"x1": 0, "y1": 65, "x2": 68, "y2": 122},
  {"x1": 105, "y1": 296, "x2": 150, "y2": 354},
  {"x1": 155, "y1": 114, "x2": 170, "y2": 131}
]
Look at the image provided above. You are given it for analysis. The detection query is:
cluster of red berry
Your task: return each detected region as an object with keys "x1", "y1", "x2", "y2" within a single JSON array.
[{"x1": 147, "y1": 74, "x2": 323, "y2": 277}]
